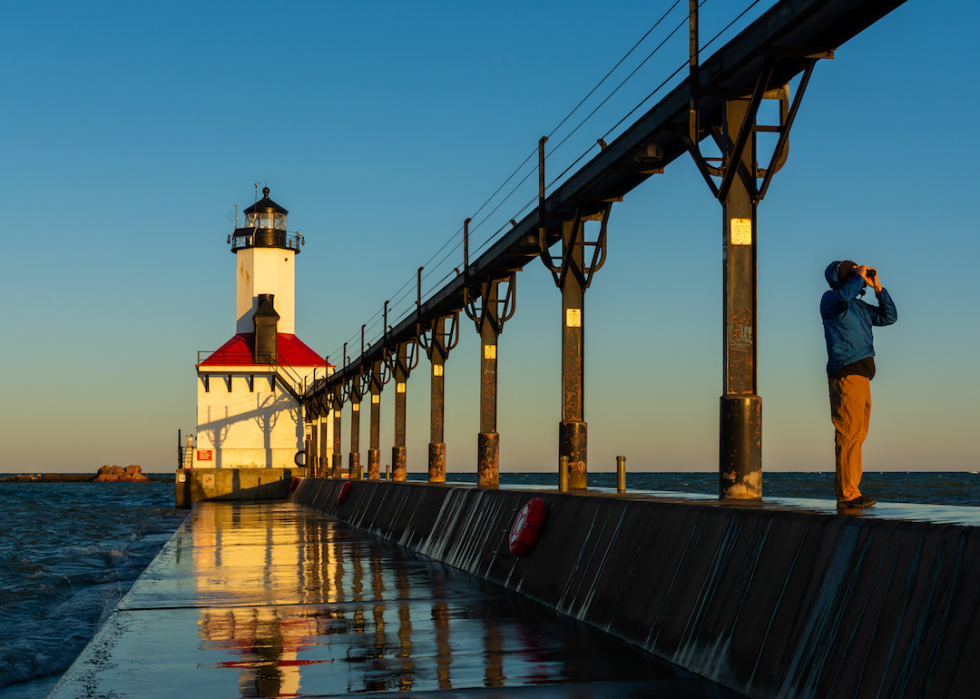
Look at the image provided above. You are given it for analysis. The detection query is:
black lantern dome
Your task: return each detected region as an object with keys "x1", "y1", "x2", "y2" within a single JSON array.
[{"x1": 230, "y1": 187, "x2": 304, "y2": 253}]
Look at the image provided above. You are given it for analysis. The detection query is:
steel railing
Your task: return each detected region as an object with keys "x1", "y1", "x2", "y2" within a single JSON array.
[{"x1": 230, "y1": 230, "x2": 303, "y2": 251}]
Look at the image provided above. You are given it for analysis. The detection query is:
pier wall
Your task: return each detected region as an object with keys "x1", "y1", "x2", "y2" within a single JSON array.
[
  {"x1": 176, "y1": 467, "x2": 306, "y2": 507},
  {"x1": 292, "y1": 478, "x2": 980, "y2": 699}
]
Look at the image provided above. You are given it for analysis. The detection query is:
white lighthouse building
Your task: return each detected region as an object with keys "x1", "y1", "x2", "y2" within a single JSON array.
[{"x1": 192, "y1": 187, "x2": 330, "y2": 474}]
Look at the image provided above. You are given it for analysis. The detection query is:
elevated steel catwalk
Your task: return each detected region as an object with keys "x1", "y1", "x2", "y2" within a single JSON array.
[{"x1": 308, "y1": 0, "x2": 906, "y2": 398}]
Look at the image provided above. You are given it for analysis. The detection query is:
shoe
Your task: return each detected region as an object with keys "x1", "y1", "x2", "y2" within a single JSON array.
[{"x1": 837, "y1": 496, "x2": 876, "y2": 509}]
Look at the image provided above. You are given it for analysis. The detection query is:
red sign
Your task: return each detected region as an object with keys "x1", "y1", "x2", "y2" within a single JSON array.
[{"x1": 197, "y1": 450, "x2": 213, "y2": 461}]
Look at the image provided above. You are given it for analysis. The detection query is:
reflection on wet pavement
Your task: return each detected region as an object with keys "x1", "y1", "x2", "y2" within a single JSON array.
[{"x1": 50, "y1": 501, "x2": 741, "y2": 698}]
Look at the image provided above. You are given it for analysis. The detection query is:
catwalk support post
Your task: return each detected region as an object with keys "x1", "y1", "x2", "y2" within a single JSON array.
[
  {"x1": 348, "y1": 373, "x2": 365, "y2": 481},
  {"x1": 536, "y1": 136, "x2": 613, "y2": 490},
  {"x1": 391, "y1": 342, "x2": 413, "y2": 482},
  {"x1": 367, "y1": 359, "x2": 388, "y2": 480},
  {"x1": 331, "y1": 386, "x2": 343, "y2": 479},
  {"x1": 681, "y1": 5, "x2": 825, "y2": 498},
  {"x1": 718, "y1": 95, "x2": 762, "y2": 499},
  {"x1": 418, "y1": 313, "x2": 459, "y2": 483},
  {"x1": 464, "y1": 272, "x2": 516, "y2": 489},
  {"x1": 478, "y1": 283, "x2": 500, "y2": 488}
]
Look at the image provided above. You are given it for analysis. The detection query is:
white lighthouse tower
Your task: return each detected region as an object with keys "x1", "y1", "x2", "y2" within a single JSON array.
[{"x1": 190, "y1": 187, "x2": 330, "y2": 484}]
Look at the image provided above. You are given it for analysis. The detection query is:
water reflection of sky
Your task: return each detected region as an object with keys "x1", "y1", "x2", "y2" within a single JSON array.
[
  {"x1": 185, "y1": 502, "x2": 724, "y2": 696},
  {"x1": 52, "y1": 501, "x2": 739, "y2": 697}
]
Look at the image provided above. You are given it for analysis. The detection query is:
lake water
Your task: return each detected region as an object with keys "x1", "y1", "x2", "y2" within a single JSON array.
[{"x1": 2, "y1": 471, "x2": 978, "y2": 697}]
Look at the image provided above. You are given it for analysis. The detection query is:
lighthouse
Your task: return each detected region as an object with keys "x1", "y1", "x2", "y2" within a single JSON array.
[{"x1": 187, "y1": 187, "x2": 330, "y2": 494}]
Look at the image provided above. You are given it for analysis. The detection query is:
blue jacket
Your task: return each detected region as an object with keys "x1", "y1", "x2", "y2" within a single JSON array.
[{"x1": 820, "y1": 261, "x2": 898, "y2": 374}]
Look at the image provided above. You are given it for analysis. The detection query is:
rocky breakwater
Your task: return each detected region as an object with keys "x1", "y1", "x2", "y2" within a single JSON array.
[
  {"x1": 94, "y1": 465, "x2": 151, "y2": 483},
  {"x1": 0, "y1": 473, "x2": 49, "y2": 482}
]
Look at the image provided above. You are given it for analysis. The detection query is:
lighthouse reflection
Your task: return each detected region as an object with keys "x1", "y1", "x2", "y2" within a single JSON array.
[{"x1": 187, "y1": 501, "x2": 680, "y2": 696}]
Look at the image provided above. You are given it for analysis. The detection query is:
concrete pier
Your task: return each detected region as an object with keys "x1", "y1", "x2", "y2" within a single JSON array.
[
  {"x1": 292, "y1": 479, "x2": 980, "y2": 699},
  {"x1": 48, "y1": 499, "x2": 741, "y2": 697}
]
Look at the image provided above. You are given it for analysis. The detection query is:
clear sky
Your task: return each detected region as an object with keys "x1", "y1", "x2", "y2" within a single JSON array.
[{"x1": 2, "y1": 1, "x2": 977, "y2": 474}]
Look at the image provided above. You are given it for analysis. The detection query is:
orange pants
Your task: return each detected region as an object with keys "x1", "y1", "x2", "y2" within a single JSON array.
[{"x1": 829, "y1": 375, "x2": 871, "y2": 503}]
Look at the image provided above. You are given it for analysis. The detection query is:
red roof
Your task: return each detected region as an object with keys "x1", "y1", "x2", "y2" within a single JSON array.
[{"x1": 198, "y1": 333, "x2": 330, "y2": 368}]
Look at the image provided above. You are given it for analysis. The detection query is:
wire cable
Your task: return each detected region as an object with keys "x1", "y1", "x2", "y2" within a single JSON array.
[
  {"x1": 545, "y1": 0, "x2": 683, "y2": 140},
  {"x1": 546, "y1": 1, "x2": 698, "y2": 164},
  {"x1": 331, "y1": 0, "x2": 766, "y2": 367},
  {"x1": 467, "y1": 2, "x2": 691, "y2": 242}
]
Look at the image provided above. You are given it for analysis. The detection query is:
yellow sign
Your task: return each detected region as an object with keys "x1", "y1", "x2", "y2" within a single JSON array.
[
  {"x1": 371, "y1": 394, "x2": 379, "y2": 404},
  {"x1": 484, "y1": 345, "x2": 497, "y2": 360},
  {"x1": 566, "y1": 308, "x2": 582, "y2": 327},
  {"x1": 433, "y1": 364, "x2": 444, "y2": 377},
  {"x1": 731, "y1": 218, "x2": 752, "y2": 245},
  {"x1": 396, "y1": 382, "x2": 406, "y2": 393}
]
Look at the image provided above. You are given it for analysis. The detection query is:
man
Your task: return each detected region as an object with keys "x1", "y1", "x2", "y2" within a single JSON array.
[{"x1": 821, "y1": 260, "x2": 898, "y2": 508}]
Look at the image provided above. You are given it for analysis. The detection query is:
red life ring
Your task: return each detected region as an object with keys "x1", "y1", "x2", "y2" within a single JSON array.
[
  {"x1": 337, "y1": 480, "x2": 353, "y2": 505},
  {"x1": 289, "y1": 477, "x2": 300, "y2": 492},
  {"x1": 509, "y1": 497, "x2": 546, "y2": 557}
]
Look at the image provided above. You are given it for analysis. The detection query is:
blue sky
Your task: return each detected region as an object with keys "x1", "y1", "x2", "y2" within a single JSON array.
[{"x1": 2, "y1": 0, "x2": 977, "y2": 474}]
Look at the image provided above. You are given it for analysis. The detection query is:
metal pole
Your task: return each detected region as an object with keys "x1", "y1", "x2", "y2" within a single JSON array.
[
  {"x1": 560, "y1": 218, "x2": 587, "y2": 489},
  {"x1": 719, "y1": 97, "x2": 762, "y2": 499},
  {"x1": 428, "y1": 317, "x2": 447, "y2": 483},
  {"x1": 309, "y1": 416, "x2": 318, "y2": 477},
  {"x1": 688, "y1": 0, "x2": 699, "y2": 144},
  {"x1": 304, "y1": 430, "x2": 311, "y2": 473},
  {"x1": 349, "y1": 387, "x2": 362, "y2": 480},
  {"x1": 616, "y1": 455, "x2": 626, "y2": 494},
  {"x1": 478, "y1": 283, "x2": 500, "y2": 488},
  {"x1": 319, "y1": 416, "x2": 329, "y2": 479},
  {"x1": 332, "y1": 390, "x2": 343, "y2": 479},
  {"x1": 368, "y1": 361, "x2": 383, "y2": 479},
  {"x1": 559, "y1": 455, "x2": 569, "y2": 492},
  {"x1": 392, "y1": 344, "x2": 408, "y2": 482}
]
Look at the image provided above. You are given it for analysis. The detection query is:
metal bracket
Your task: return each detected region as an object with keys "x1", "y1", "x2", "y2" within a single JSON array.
[
  {"x1": 371, "y1": 357, "x2": 392, "y2": 391},
  {"x1": 384, "y1": 339, "x2": 420, "y2": 379},
  {"x1": 684, "y1": 37, "x2": 826, "y2": 203},
  {"x1": 756, "y1": 60, "x2": 817, "y2": 201},
  {"x1": 717, "y1": 57, "x2": 774, "y2": 202},
  {"x1": 539, "y1": 202, "x2": 611, "y2": 291},
  {"x1": 463, "y1": 273, "x2": 517, "y2": 336},
  {"x1": 417, "y1": 312, "x2": 460, "y2": 361}
]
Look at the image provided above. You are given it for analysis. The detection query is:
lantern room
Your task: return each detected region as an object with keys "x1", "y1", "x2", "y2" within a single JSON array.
[{"x1": 230, "y1": 187, "x2": 304, "y2": 253}]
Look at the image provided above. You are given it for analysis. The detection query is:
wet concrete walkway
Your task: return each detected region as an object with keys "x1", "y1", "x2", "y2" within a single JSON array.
[{"x1": 48, "y1": 501, "x2": 740, "y2": 698}]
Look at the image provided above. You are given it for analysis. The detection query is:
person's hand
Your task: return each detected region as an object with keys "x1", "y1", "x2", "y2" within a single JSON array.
[
  {"x1": 856, "y1": 265, "x2": 882, "y2": 292},
  {"x1": 869, "y1": 268, "x2": 882, "y2": 292}
]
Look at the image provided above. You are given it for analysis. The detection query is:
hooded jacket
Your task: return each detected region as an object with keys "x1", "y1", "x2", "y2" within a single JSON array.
[{"x1": 820, "y1": 261, "x2": 898, "y2": 375}]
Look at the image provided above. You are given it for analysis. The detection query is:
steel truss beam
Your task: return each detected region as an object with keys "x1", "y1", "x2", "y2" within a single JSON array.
[
  {"x1": 308, "y1": 0, "x2": 906, "y2": 399},
  {"x1": 303, "y1": 0, "x2": 908, "y2": 491}
]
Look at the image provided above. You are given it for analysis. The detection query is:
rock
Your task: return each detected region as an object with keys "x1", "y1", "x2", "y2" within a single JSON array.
[{"x1": 92, "y1": 464, "x2": 151, "y2": 483}]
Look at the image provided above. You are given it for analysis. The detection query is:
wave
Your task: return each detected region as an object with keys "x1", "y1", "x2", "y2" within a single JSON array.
[{"x1": 0, "y1": 481, "x2": 186, "y2": 692}]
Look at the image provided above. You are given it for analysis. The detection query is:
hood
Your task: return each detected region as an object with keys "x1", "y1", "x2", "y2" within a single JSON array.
[{"x1": 825, "y1": 261, "x2": 842, "y2": 289}]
